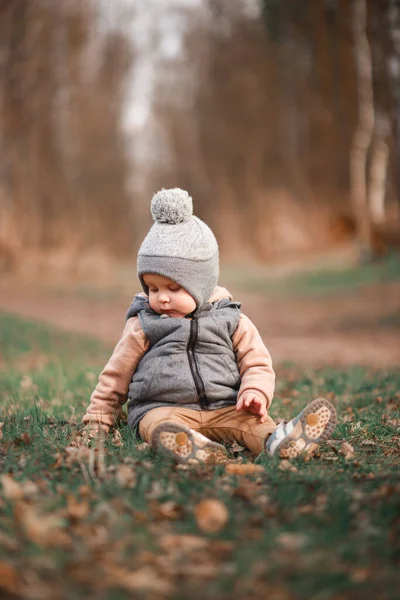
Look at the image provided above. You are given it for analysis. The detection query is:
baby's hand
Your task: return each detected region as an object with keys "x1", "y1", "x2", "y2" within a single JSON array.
[{"x1": 236, "y1": 392, "x2": 268, "y2": 423}]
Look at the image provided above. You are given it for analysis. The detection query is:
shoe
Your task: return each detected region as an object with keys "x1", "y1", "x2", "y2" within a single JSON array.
[
  {"x1": 266, "y1": 398, "x2": 338, "y2": 459},
  {"x1": 151, "y1": 421, "x2": 228, "y2": 465}
]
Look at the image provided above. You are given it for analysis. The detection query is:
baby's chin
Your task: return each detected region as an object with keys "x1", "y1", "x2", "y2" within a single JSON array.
[{"x1": 158, "y1": 309, "x2": 186, "y2": 318}]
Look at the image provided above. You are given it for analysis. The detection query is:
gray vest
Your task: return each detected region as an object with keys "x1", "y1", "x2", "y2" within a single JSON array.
[{"x1": 126, "y1": 297, "x2": 241, "y2": 431}]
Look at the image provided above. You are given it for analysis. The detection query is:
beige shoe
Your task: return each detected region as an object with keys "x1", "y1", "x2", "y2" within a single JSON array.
[
  {"x1": 151, "y1": 422, "x2": 228, "y2": 465},
  {"x1": 266, "y1": 398, "x2": 338, "y2": 459}
]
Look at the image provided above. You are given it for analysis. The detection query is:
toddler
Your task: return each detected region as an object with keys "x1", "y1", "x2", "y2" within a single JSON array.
[{"x1": 83, "y1": 188, "x2": 337, "y2": 464}]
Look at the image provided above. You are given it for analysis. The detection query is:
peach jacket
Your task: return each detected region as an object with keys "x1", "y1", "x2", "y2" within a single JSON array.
[{"x1": 82, "y1": 287, "x2": 275, "y2": 430}]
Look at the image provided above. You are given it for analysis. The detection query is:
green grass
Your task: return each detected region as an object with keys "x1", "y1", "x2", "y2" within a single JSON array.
[
  {"x1": 1, "y1": 313, "x2": 400, "y2": 600},
  {"x1": 222, "y1": 251, "x2": 400, "y2": 297}
]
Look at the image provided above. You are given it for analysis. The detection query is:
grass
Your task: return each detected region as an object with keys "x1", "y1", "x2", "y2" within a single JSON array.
[
  {"x1": 1, "y1": 313, "x2": 400, "y2": 600},
  {"x1": 221, "y1": 251, "x2": 400, "y2": 297}
]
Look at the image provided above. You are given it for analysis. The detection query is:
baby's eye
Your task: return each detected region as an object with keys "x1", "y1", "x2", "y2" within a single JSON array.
[
  {"x1": 169, "y1": 286, "x2": 181, "y2": 292},
  {"x1": 149, "y1": 287, "x2": 158, "y2": 293}
]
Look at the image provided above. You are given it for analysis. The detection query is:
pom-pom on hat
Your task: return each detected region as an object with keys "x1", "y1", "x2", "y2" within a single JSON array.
[{"x1": 137, "y1": 188, "x2": 219, "y2": 310}]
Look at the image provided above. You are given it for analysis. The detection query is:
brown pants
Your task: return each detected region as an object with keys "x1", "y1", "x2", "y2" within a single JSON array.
[{"x1": 139, "y1": 405, "x2": 277, "y2": 456}]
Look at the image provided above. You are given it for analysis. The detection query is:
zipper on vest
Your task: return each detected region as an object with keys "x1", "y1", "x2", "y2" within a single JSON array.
[{"x1": 187, "y1": 318, "x2": 208, "y2": 409}]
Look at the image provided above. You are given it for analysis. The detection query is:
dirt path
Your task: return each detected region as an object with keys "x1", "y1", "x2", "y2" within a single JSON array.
[{"x1": 1, "y1": 278, "x2": 399, "y2": 367}]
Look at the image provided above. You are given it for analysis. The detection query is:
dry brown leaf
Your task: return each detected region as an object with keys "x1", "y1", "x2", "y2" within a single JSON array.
[
  {"x1": 350, "y1": 567, "x2": 370, "y2": 583},
  {"x1": 382, "y1": 414, "x2": 400, "y2": 428},
  {"x1": 14, "y1": 432, "x2": 32, "y2": 445},
  {"x1": 319, "y1": 452, "x2": 339, "y2": 461},
  {"x1": 64, "y1": 445, "x2": 91, "y2": 467},
  {"x1": 0, "y1": 531, "x2": 19, "y2": 551},
  {"x1": 136, "y1": 441, "x2": 150, "y2": 451},
  {"x1": 233, "y1": 481, "x2": 260, "y2": 500},
  {"x1": 103, "y1": 564, "x2": 173, "y2": 595},
  {"x1": 152, "y1": 500, "x2": 183, "y2": 521},
  {"x1": 1, "y1": 474, "x2": 25, "y2": 500},
  {"x1": 0, "y1": 561, "x2": 20, "y2": 594},
  {"x1": 194, "y1": 499, "x2": 229, "y2": 533},
  {"x1": 159, "y1": 534, "x2": 208, "y2": 553},
  {"x1": 14, "y1": 502, "x2": 70, "y2": 548},
  {"x1": 225, "y1": 463, "x2": 264, "y2": 476},
  {"x1": 112, "y1": 429, "x2": 124, "y2": 447},
  {"x1": 230, "y1": 441, "x2": 245, "y2": 453},
  {"x1": 340, "y1": 441, "x2": 356, "y2": 461},
  {"x1": 278, "y1": 460, "x2": 298, "y2": 472},
  {"x1": 1, "y1": 474, "x2": 39, "y2": 500},
  {"x1": 277, "y1": 532, "x2": 308, "y2": 551},
  {"x1": 67, "y1": 495, "x2": 90, "y2": 520},
  {"x1": 115, "y1": 464, "x2": 136, "y2": 488}
]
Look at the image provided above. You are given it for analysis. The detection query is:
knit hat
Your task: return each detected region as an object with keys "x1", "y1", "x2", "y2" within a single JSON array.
[{"x1": 137, "y1": 188, "x2": 219, "y2": 310}]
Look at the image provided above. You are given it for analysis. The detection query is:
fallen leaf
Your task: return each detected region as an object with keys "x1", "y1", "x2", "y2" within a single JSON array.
[
  {"x1": 136, "y1": 442, "x2": 150, "y2": 451},
  {"x1": 14, "y1": 502, "x2": 70, "y2": 548},
  {"x1": 194, "y1": 499, "x2": 229, "y2": 533},
  {"x1": 350, "y1": 567, "x2": 370, "y2": 583},
  {"x1": 92, "y1": 502, "x2": 119, "y2": 527},
  {"x1": 1, "y1": 474, "x2": 39, "y2": 500},
  {"x1": 340, "y1": 441, "x2": 355, "y2": 460},
  {"x1": 230, "y1": 441, "x2": 245, "y2": 453},
  {"x1": 112, "y1": 429, "x2": 124, "y2": 447},
  {"x1": 115, "y1": 465, "x2": 136, "y2": 488},
  {"x1": 0, "y1": 561, "x2": 20, "y2": 594},
  {"x1": 152, "y1": 500, "x2": 183, "y2": 521},
  {"x1": 278, "y1": 460, "x2": 298, "y2": 472},
  {"x1": 0, "y1": 531, "x2": 19, "y2": 551},
  {"x1": 233, "y1": 480, "x2": 260, "y2": 500},
  {"x1": 382, "y1": 414, "x2": 400, "y2": 428},
  {"x1": 159, "y1": 534, "x2": 208, "y2": 553},
  {"x1": 14, "y1": 432, "x2": 32, "y2": 445},
  {"x1": 64, "y1": 445, "x2": 91, "y2": 467},
  {"x1": 67, "y1": 495, "x2": 90, "y2": 520},
  {"x1": 319, "y1": 452, "x2": 339, "y2": 461},
  {"x1": 225, "y1": 463, "x2": 264, "y2": 476},
  {"x1": 361, "y1": 439, "x2": 377, "y2": 447},
  {"x1": 1, "y1": 475, "x2": 25, "y2": 500},
  {"x1": 103, "y1": 564, "x2": 173, "y2": 595},
  {"x1": 277, "y1": 532, "x2": 308, "y2": 551}
]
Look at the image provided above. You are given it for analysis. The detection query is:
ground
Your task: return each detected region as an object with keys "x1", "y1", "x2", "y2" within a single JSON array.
[
  {"x1": 0, "y1": 254, "x2": 399, "y2": 599},
  {"x1": 1, "y1": 253, "x2": 399, "y2": 367}
]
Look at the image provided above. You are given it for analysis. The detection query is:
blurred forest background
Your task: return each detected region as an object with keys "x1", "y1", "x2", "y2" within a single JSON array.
[{"x1": 1, "y1": 0, "x2": 400, "y2": 279}]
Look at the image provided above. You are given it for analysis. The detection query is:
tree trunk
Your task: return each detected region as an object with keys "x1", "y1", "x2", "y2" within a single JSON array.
[
  {"x1": 388, "y1": 0, "x2": 400, "y2": 205},
  {"x1": 350, "y1": 0, "x2": 374, "y2": 252},
  {"x1": 368, "y1": 138, "x2": 389, "y2": 225}
]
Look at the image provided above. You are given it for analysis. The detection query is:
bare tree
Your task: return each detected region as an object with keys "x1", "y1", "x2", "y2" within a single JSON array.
[
  {"x1": 0, "y1": 0, "x2": 135, "y2": 272},
  {"x1": 350, "y1": 0, "x2": 375, "y2": 252}
]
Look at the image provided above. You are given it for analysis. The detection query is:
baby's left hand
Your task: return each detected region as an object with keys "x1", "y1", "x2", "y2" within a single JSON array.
[{"x1": 236, "y1": 392, "x2": 268, "y2": 423}]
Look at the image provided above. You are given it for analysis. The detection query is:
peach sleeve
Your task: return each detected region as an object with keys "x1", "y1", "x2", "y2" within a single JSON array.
[
  {"x1": 82, "y1": 317, "x2": 149, "y2": 429},
  {"x1": 232, "y1": 314, "x2": 276, "y2": 408}
]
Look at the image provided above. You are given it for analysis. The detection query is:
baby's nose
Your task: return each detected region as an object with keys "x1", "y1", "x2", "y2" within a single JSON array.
[{"x1": 159, "y1": 292, "x2": 170, "y2": 303}]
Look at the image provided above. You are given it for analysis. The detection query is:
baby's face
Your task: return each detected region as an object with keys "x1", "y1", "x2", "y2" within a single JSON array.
[{"x1": 143, "y1": 273, "x2": 196, "y2": 318}]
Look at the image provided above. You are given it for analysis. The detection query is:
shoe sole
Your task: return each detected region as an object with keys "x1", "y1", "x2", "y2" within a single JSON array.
[
  {"x1": 151, "y1": 422, "x2": 228, "y2": 465},
  {"x1": 276, "y1": 398, "x2": 338, "y2": 459}
]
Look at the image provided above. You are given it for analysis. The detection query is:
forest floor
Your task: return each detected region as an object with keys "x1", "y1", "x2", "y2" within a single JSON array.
[
  {"x1": 0, "y1": 251, "x2": 399, "y2": 368},
  {"x1": 1, "y1": 252, "x2": 399, "y2": 599}
]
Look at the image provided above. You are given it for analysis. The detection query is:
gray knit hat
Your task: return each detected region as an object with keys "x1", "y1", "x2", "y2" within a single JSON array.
[{"x1": 137, "y1": 188, "x2": 219, "y2": 310}]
